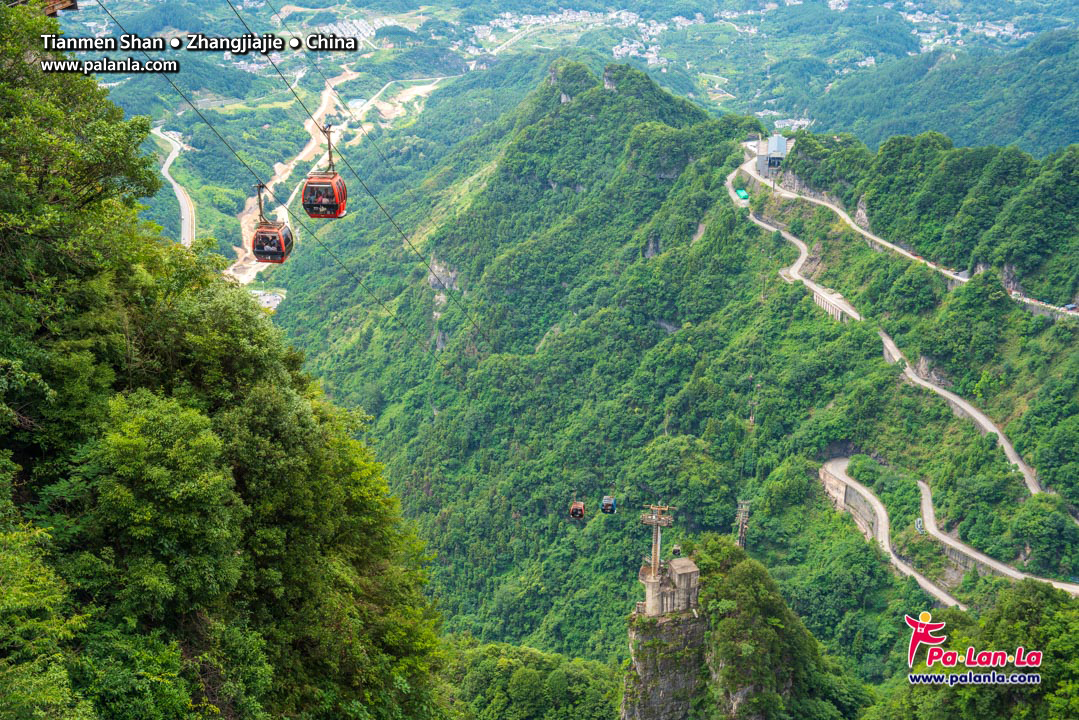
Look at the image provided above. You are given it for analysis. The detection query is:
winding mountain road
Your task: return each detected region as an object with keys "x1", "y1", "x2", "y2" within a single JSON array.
[
  {"x1": 736, "y1": 141, "x2": 1074, "y2": 318},
  {"x1": 736, "y1": 142, "x2": 968, "y2": 285},
  {"x1": 824, "y1": 458, "x2": 965, "y2": 609},
  {"x1": 826, "y1": 458, "x2": 1079, "y2": 602},
  {"x1": 728, "y1": 147, "x2": 1041, "y2": 494},
  {"x1": 151, "y1": 126, "x2": 195, "y2": 247},
  {"x1": 745, "y1": 208, "x2": 861, "y2": 321},
  {"x1": 917, "y1": 480, "x2": 1079, "y2": 595},
  {"x1": 877, "y1": 330, "x2": 1041, "y2": 495},
  {"x1": 726, "y1": 147, "x2": 1079, "y2": 599}
]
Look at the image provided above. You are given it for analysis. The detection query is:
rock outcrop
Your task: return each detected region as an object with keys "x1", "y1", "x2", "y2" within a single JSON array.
[
  {"x1": 622, "y1": 539, "x2": 868, "y2": 720},
  {"x1": 622, "y1": 613, "x2": 707, "y2": 720}
]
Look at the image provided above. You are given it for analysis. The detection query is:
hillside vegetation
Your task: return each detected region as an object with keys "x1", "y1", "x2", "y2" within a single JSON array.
[
  {"x1": 1, "y1": 9, "x2": 442, "y2": 718},
  {"x1": 269, "y1": 57, "x2": 1079, "y2": 710},
  {"x1": 694, "y1": 536, "x2": 870, "y2": 719},
  {"x1": 785, "y1": 131, "x2": 1078, "y2": 305},
  {"x1": 756, "y1": 141, "x2": 1079, "y2": 577},
  {"x1": 10, "y1": 2, "x2": 1079, "y2": 715},
  {"x1": 807, "y1": 29, "x2": 1079, "y2": 155}
]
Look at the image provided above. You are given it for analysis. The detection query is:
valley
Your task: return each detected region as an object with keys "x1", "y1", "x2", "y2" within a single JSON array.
[
  {"x1": 150, "y1": 125, "x2": 195, "y2": 246},
  {"x1": 227, "y1": 65, "x2": 359, "y2": 284},
  {"x1": 6, "y1": 2, "x2": 1079, "y2": 718}
]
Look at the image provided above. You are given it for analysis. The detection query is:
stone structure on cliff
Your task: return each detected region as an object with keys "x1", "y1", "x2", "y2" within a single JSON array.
[
  {"x1": 636, "y1": 505, "x2": 700, "y2": 617},
  {"x1": 622, "y1": 505, "x2": 706, "y2": 720}
]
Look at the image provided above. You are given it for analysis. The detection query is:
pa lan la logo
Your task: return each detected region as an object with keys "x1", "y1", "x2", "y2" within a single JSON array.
[{"x1": 904, "y1": 611, "x2": 1042, "y2": 669}]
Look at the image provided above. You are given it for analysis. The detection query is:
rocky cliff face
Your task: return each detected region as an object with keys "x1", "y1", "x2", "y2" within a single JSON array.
[
  {"x1": 777, "y1": 169, "x2": 845, "y2": 210},
  {"x1": 622, "y1": 613, "x2": 707, "y2": 720},
  {"x1": 621, "y1": 539, "x2": 869, "y2": 720}
]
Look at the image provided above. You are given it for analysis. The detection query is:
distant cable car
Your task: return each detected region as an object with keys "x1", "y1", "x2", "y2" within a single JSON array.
[
  {"x1": 569, "y1": 501, "x2": 585, "y2": 519},
  {"x1": 302, "y1": 124, "x2": 347, "y2": 219},
  {"x1": 601, "y1": 495, "x2": 616, "y2": 514},
  {"x1": 252, "y1": 182, "x2": 294, "y2": 264}
]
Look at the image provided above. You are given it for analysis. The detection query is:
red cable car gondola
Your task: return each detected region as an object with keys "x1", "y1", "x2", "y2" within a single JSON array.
[
  {"x1": 252, "y1": 182, "x2": 294, "y2": 264},
  {"x1": 569, "y1": 501, "x2": 585, "y2": 519},
  {"x1": 302, "y1": 124, "x2": 347, "y2": 219}
]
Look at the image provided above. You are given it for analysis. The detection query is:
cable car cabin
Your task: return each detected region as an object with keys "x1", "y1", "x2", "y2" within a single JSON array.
[
  {"x1": 302, "y1": 172, "x2": 347, "y2": 219},
  {"x1": 601, "y1": 496, "x2": 616, "y2": 514},
  {"x1": 252, "y1": 222, "x2": 294, "y2": 264},
  {"x1": 569, "y1": 501, "x2": 585, "y2": 519}
]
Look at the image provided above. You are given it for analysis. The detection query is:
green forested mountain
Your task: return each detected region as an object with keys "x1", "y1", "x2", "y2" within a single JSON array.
[
  {"x1": 756, "y1": 181, "x2": 1079, "y2": 577},
  {"x1": 807, "y1": 30, "x2": 1079, "y2": 155},
  {"x1": 785, "y1": 131, "x2": 1078, "y2": 305},
  {"x1": 269, "y1": 51, "x2": 1079, "y2": 712},
  {"x1": 8, "y1": 2, "x2": 1079, "y2": 717},
  {"x1": 1, "y1": 8, "x2": 441, "y2": 718},
  {"x1": 440, "y1": 638, "x2": 619, "y2": 719},
  {"x1": 865, "y1": 580, "x2": 1079, "y2": 719},
  {"x1": 693, "y1": 537, "x2": 870, "y2": 719}
]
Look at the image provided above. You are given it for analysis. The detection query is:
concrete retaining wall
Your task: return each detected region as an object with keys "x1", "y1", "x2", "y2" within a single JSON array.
[
  {"x1": 813, "y1": 291, "x2": 853, "y2": 323},
  {"x1": 938, "y1": 543, "x2": 1007, "y2": 578},
  {"x1": 819, "y1": 465, "x2": 876, "y2": 540}
]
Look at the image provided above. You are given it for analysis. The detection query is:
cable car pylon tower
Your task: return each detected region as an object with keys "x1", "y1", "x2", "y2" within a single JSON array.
[
  {"x1": 641, "y1": 503, "x2": 675, "y2": 580},
  {"x1": 636, "y1": 503, "x2": 700, "y2": 617},
  {"x1": 735, "y1": 500, "x2": 750, "y2": 549}
]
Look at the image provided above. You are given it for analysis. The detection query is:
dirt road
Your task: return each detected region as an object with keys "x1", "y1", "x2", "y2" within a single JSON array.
[{"x1": 226, "y1": 67, "x2": 359, "y2": 284}]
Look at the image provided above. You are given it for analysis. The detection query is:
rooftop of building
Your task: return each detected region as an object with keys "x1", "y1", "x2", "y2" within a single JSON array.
[{"x1": 768, "y1": 133, "x2": 788, "y2": 156}]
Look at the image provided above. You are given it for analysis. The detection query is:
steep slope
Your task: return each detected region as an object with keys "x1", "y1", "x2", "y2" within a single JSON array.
[
  {"x1": 1, "y1": 8, "x2": 441, "y2": 718},
  {"x1": 623, "y1": 537, "x2": 869, "y2": 720},
  {"x1": 784, "y1": 131, "x2": 1078, "y2": 304},
  {"x1": 269, "y1": 61, "x2": 1065, "y2": 686},
  {"x1": 694, "y1": 537, "x2": 870, "y2": 720},
  {"x1": 866, "y1": 580, "x2": 1079, "y2": 720},
  {"x1": 747, "y1": 156, "x2": 1079, "y2": 580}
]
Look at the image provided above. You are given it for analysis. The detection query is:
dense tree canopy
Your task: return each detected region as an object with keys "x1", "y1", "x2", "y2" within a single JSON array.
[
  {"x1": 0, "y1": 6, "x2": 442, "y2": 718},
  {"x1": 784, "y1": 130, "x2": 1078, "y2": 304}
]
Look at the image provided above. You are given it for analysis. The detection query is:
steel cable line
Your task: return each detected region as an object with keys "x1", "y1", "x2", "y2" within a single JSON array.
[
  {"x1": 91, "y1": 0, "x2": 465, "y2": 385},
  {"x1": 259, "y1": 0, "x2": 461, "y2": 197},
  {"x1": 238, "y1": 6, "x2": 595, "y2": 508},
  {"x1": 224, "y1": 0, "x2": 495, "y2": 354},
  {"x1": 223, "y1": 2, "x2": 588, "y2": 505},
  {"x1": 86, "y1": 0, "x2": 622, "y2": 526}
]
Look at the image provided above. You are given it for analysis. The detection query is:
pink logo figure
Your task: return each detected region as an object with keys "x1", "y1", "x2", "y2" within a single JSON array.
[{"x1": 905, "y1": 611, "x2": 947, "y2": 667}]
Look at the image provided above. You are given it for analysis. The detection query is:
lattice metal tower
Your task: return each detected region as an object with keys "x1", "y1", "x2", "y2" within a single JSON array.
[
  {"x1": 735, "y1": 500, "x2": 750, "y2": 548},
  {"x1": 641, "y1": 504, "x2": 675, "y2": 579}
]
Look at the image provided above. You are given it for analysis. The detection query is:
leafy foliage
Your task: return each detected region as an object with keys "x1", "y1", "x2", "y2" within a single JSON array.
[
  {"x1": 866, "y1": 581, "x2": 1079, "y2": 720},
  {"x1": 784, "y1": 130, "x2": 1078, "y2": 304},
  {"x1": 270, "y1": 57, "x2": 1059, "y2": 692},
  {"x1": 695, "y1": 536, "x2": 871, "y2": 720},
  {"x1": 808, "y1": 30, "x2": 1079, "y2": 155},
  {"x1": 440, "y1": 638, "x2": 619, "y2": 720},
  {"x1": 1, "y1": 7, "x2": 442, "y2": 718}
]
